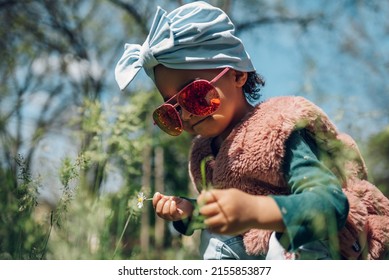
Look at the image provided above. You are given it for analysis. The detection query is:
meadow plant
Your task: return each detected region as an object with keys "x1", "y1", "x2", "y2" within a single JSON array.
[{"x1": 0, "y1": 155, "x2": 46, "y2": 259}]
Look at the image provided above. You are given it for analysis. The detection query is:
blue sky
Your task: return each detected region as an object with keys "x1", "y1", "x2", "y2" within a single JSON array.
[{"x1": 236, "y1": 2, "x2": 388, "y2": 142}]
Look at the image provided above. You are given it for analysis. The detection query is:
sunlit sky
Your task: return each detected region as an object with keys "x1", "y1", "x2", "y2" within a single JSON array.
[{"x1": 238, "y1": 1, "x2": 388, "y2": 141}]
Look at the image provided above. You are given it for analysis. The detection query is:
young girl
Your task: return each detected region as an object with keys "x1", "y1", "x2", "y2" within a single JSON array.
[{"x1": 115, "y1": 1, "x2": 389, "y2": 260}]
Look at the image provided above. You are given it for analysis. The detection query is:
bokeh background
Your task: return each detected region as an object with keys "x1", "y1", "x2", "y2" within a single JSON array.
[{"x1": 1, "y1": 0, "x2": 388, "y2": 260}]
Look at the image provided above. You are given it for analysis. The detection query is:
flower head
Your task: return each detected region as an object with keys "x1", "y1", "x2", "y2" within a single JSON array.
[{"x1": 137, "y1": 192, "x2": 148, "y2": 209}]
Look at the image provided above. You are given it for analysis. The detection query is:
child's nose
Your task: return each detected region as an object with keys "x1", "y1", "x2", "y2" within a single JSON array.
[{"x1": 180, "y1": 108, "x2": 193, "y2": 121}]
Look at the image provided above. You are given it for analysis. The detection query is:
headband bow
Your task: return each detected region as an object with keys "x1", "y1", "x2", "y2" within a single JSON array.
[{"x1": 115, "y1": 1, "x2": 255, "y2": 90}]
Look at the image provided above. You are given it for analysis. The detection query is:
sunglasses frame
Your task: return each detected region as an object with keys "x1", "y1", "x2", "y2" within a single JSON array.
[{"x1": 153, "y1": 67, "x2": 230, "y2": 136}]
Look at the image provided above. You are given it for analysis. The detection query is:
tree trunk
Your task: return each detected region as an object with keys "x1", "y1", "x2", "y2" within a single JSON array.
[
  {"x1": 154, "y1": 146, "x2": 165, "y2": 249},
  {"x1": 140, "y1": 144, "x2": 151, "y2": 256}
]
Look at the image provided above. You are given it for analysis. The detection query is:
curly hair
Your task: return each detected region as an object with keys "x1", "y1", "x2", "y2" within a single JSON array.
[{"x1": 243, "y1": 71, "x2": 265, "y2": 104}]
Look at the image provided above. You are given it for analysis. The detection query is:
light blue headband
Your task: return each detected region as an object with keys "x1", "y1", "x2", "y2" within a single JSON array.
[{"x1": 115, "y1": 1, "x2": 255, "y2": 90}]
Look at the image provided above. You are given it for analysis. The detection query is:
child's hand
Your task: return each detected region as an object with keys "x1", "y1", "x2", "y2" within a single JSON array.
[
  {"x1": 197, "y1": 189, "x2": 256, "y2": 235},
  {"x1": 152, "y1": 192, "x2": 194, "y2": 221},
  {"x1": 198, "y1": 189, "x2": 284, "y2": 236}
]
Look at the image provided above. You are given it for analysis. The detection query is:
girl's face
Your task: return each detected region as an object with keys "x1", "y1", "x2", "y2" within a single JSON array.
[{"x1": 154, "y1": 65, "x2": 252, "y2": 138}]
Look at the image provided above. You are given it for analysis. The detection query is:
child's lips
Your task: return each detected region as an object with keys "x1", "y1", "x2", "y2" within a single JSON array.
[{"x1": 192, "y1": 116, "x2": 209, "y2": 128}]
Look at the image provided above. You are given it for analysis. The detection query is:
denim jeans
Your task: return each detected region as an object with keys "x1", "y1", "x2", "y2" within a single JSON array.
[
  {"x1": 199, "y1": 230, "x2": 332, "y2": 260},
  {"x1": 199, "y1": 230, "x2": 265, "y2": 260}
]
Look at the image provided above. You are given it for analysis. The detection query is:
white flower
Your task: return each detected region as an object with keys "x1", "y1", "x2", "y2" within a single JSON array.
[{"x1": 137, "y1": 192, "x2": 148, "y2": 209}]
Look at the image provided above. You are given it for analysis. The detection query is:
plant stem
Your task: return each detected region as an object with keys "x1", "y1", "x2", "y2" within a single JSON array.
[
  {"x1": 112, "y1": 210, "x2": 133, "y2": 259},
  {"x1": 200, "y1": 156, "x2": 213, "y2": 190},
  {"x1": 40, "y1": 210, "x2": 54, "y2": 260}
]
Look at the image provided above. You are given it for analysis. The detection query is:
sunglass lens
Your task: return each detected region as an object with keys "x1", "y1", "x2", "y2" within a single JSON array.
[
  {"x1": 178, "y1": 81, "x2": 221, "y2": 116},
  {"x1": 153, "y1": 105, "x2": 183, "y2": 136}
]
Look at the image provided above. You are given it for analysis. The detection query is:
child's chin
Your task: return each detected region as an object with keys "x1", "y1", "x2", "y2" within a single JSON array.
[{"x1": 197, "y1": 131, "x2": 219, "y2": 138}]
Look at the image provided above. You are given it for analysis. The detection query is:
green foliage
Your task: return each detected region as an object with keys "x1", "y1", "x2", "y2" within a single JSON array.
[
  {"x1": 47, "y1": 188, "x2": 117, "y2": 260},
  {"x1": 365, "y1": 126, "x2": 389, "y2": 197},
  {"x1": 47, "y1": 94, "x2": 194, "y2": 259},
  {"x1": 0, "y1": 156, "x2": 47, "y2": 259},
  {"x1": 45, "y1": 97, "x2": 148, "y2": 259},
  {"x1": 0, "y1": 89, "x2": 195, "y2": 259}
]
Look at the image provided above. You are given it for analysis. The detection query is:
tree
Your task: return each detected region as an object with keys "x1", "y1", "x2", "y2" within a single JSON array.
[{"x1": 366, "y1": 126, "x2": 389, "y2": 197}]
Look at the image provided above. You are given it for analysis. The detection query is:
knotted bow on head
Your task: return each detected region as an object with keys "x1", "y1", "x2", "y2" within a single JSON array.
[{"x1": 115, "y1": 1, "x2": 255, "y2": 90}]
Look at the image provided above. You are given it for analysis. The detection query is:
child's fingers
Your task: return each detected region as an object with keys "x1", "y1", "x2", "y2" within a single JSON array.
[
  {"x1": 197, "y1": 190, "x2": 217, "y2": 206},
  {"x1": 162, "y1": 198, "x2": 173, "y2": 216},
  {"x1": 155, "y1": 195, "x2": 169, "y2": 215},
  {"x1": 153, "y1": 194, "x2": 192, "y2": 220},
  {"x1": 170, "y1": 200, "x2": 179, "y2": 217},
  {"x1": 160, "y1": 199, "x2": 180, "y2": 220},
  {"x1": 170, "y1": 200, "x2": 184, "y2": 219},
  {"x1": 203, "y1": 213, "x2": 227, "y2": 229},
  {"x1": 152, "y1": 192, "x2": 162, "y2": 208},
  {"x1": 170, "y1": 199, "x2": 176, "y2": 213},
  {"x1": 199, "y1": 201, "x2": 220, "y2": 217}
]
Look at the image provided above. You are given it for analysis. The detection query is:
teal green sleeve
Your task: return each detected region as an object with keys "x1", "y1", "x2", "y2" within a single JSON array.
[
  {"x1": 271, "y1": 130, "x2": 349, "y2": 251},
  {"x1": 172, "y1": 197, "x2": 197, "y2": 236}
]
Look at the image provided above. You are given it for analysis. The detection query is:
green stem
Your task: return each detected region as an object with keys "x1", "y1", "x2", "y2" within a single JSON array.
[
  {"x1": 40, "y1": 210, "x2": 54, "y2": 260},
  {"x1": 200, "y1": 156, "x2": 213, "y2": 190},
  {"x1": 112, "y1": 197, "x2": 153, "y2": 259},
  {"x1": 112, "y1": 210, "x2": 133, "y2": 259}
]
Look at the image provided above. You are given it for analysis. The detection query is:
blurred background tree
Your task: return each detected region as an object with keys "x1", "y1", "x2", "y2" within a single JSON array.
[
  {"x1": 366, "y1": 127, "x2": 389, "y2": 197},
  {"x1": 0, "y1": 0, "x2": 388, "y2": 259}
]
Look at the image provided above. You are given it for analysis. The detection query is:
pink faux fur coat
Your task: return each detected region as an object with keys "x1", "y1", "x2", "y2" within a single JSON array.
[{"x1": 189, "y1": 96, "x2": 389, "y2": 259}]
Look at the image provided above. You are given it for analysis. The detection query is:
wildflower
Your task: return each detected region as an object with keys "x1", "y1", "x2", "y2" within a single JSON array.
[{"x1": 137, "y1": 192, "x2": 148, "y2": 209}]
